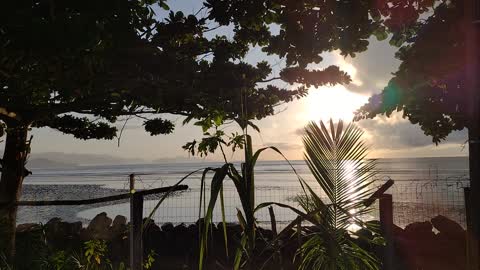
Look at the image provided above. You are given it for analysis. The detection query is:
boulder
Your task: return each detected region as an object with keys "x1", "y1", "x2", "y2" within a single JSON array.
[
  {"x1": 84, "y1": 212, "x2": 113, "y2": 240},
  {"x1": 88, "y1": 212, "x2": 112, "y2": 231},
  {"x1": 431, "y1": 215, "x2": 465, "y2": 237},
  {"x1": 16, "y1": 223, "x2": 42, "y2": 233},
  {"x1": 143, "y1": 218, "x2": 161, "y2": 234},
  {"x1": 112, "y1": 215, "x2": 127, "y2": 228},
  {"x1": 174, "y1": 223, "x2": 188, "y2": 234},
  {"x1": 44, "y1": 218, "x2": 82, "y2": 249},
  {"x1": 404, "y1": 221, "x2": 434, "y2": 238},
  {"x1": 161, "y1": 222, "x2": 174, "y2": 232},
  {"x1": 111, "y1": 215, "x2": 128, "y2": 236},
  {"x1": 188, "y1": 224, "x2": 198, "y2": 233},
  {"x1": 393, "y1": 224, "x2": 404, "y2": 237},
  {"x1": 225, "y1": 223, "x2": 242, "y2": 235}
]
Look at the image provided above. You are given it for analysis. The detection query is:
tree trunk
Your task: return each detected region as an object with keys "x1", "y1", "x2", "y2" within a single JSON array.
[
  {"x1": 466, "y1": 0, "x2": 480, "y2": 267},
  {"x1": 0, "y1": 125, "x2": 29, "y2": 263}
]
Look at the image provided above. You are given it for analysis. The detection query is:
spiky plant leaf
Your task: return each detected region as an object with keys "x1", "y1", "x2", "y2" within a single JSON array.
[{"x1": 297, "y1": 119, "x2": 380, "y2": 270}]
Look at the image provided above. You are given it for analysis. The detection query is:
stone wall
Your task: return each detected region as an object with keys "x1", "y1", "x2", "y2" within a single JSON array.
[
  {"x1": 15, "y1": 213, "x2": 467, "y2": 269},
  {"x1": 392, "y1": 215, "x2": 466, "y2": 270}
]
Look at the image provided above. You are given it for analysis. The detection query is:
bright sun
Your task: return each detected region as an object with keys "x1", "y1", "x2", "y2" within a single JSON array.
[{"x1": 302, "y1": 84, "x2": 368, "y2": 122}]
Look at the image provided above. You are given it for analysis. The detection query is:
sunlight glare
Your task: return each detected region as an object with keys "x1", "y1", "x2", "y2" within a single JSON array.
[{"x1": 302, "y1": 85, "x2": 368, "y2": 122}]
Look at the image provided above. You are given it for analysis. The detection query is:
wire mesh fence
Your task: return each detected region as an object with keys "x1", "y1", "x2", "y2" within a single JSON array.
[
  {"x1": 17, "y1": 182, "x2": 131, "y2": 225},
  {"x1": 141, "y1": 184, "x2": 382, "y2": 230},
  {"x1": 17, "y1": 176, "x2": 470, "y2": 230},
  {"x1": 386, "y1": 179, "x2": 469, "y2": 228}
]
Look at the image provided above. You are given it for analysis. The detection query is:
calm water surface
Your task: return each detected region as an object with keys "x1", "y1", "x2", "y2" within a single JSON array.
[{"x1": 19, "y1": 157, "x2": 470, "y2": 228}]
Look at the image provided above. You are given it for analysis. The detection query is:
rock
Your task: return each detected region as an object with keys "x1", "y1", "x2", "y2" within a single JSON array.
[
  {"x1": 112, "y1": 215, "x2": 127, "y2": 228},
  {"x1": 431, "y1": 215, "x2": 465, "y2": 237},
  {"x1": 173, "y1": 223, "x2": 188, "y2": 235},
  {"x1": 188, "y1": 224, "x2": 197, "y2": 232},
  {"x1": 47, "y1": 217, "x2": 62, "y2": 225},
  {"x1": 88, "y1": 212, "x2": 112, "y2": 231},
  {"x1": 161, "y1": 222, "x2": 174, "y2": 232},
  {"x1": 404, "y1": 221, "x2": 434, "y2": 238},
  {"x1": 393, "y1": 224, "x2": 404, "y2": 236},
  {"x1": 111, "y1": 215, "x2": 128, "y2": 236},
  {"x1": 225, "y1": 223, "x2": 242, "y2": 235},
  {"x1": 143, "y1": 218, "x2": 161, "y2": 234},
  {"x1": 85, "y1": 212, "x2": 113, "y2": 240},
  {"x1": 196, "y1": 218, "x2": 205, "y2": 227},
  {"x1": 16, "y1": 223, "x2": 42, "y2": 233},
  {"x1": 45, "y1": 218, "x2": 82, "y2": 235},
  {"x1": 44, "y1": 218, "x2": 82, "y2": 250}
]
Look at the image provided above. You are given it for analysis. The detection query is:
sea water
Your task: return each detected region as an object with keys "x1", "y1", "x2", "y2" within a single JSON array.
[{"x1": 18, "y1": 157, "x2": 470, "y2": 228}]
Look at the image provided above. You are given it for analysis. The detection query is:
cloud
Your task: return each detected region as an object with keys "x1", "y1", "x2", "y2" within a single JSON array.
[
  {"x1": 293, "y1": 128, "x2": 305, "y2": 136},
  {"x1": 357, "y1": 115, "x2": 467, "y2": 150},
  {"x1": 340, "y1": 38, "x2": 401, "y2": 96},
  {"x1": 259, "y1": 142, "x2": 303, "y2": 151},
  {"x1": 291, "y1": 113, "x2": 467, "y2": 154}
]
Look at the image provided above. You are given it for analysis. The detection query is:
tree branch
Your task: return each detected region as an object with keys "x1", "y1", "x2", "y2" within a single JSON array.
[
  {"x1": 0, "y1": 107, "x2": 21, "y2": 121},
  {"x1": 117, "y1": 116, "x2": 133, "y2": 147},
  {"x1": 259, "y1": 77, "x2": 281, "y2": 83}
]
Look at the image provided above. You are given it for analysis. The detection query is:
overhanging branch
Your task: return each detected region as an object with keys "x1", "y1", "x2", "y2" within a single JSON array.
[{"x1": 0, "y1": 107, "x2": 21, "y2": 121}]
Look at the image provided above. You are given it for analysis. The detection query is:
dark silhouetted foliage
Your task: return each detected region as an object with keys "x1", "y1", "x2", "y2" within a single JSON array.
[{"x1": 355, "y1": 0, "x2": 468, "y2": 144}]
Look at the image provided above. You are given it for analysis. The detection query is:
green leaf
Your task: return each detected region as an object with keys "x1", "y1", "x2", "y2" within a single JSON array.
[
  {"x1": 373, "y1": 29, "x2": 388, "y2": 41},
  {"x1": 233, "y1": 235, "x2": 247, "y2": 270},
  {"x1": 220, "y1": 185, "x2": 229, "y2": 258},
  {"x1": 199, "y1": 165, "x2": 229, "y2": 270},
  {"x1": 159, "y1": 1, "x2": 169, "y2": 10},
  {"x1": 296, "y1": 120, "x2": 381, "y2": 269},
  {"x1": 213, "y1": 114, "x2": 224, "y2": 126}
]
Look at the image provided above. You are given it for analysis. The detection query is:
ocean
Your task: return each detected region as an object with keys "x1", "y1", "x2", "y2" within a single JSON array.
[{"x1": 18, "y1": 157, "x2": 470, "y2": 228}]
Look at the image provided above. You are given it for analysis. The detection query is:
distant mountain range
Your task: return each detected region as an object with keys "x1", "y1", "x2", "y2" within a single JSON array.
[
  {"x1": 27, "y1": 158, "x2": 77, "y2": 168},
  {"x1": 25, "y1": 152, "x2": 202, "y2": 168},
  {"x1": 27, "y1": 152, "x2": 147, "y2": 167}
]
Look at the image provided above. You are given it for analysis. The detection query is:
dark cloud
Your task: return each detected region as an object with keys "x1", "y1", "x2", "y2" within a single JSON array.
[
  {"x1": 357, "y1": 117, "x2": 467, "y2": 150},
  {"x1": 291, "y1": 116, "x2": 467, "y2": 151},
  {"x1": 344, "y1": 38, "x2": 400, "y2": 96}
]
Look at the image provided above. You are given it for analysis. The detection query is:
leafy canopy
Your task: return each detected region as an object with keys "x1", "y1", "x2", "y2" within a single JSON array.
[
  {"x1": 0, "y1": 0, "x2": 366, "y2": 144},
  {"x1": 355, "y1": 0, "x2": 468, "y2": 143},
  {"x1": 178, "y1": 0, "x2": 438, "y2": 156}
]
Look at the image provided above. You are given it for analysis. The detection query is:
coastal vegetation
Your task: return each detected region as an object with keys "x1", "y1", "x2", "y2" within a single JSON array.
[
  {"x1": 1, "y1": 0, "x2": 476, "y2": 269},
  {"x1": 0, "y1": 0, "x2": 356, "y2": 258},
  {"x1": 295, "y1": 120, "x2": 381, "y2": 269},
  {"x1": 146, "y1": 116, "x2": 383, "y2": 269}
]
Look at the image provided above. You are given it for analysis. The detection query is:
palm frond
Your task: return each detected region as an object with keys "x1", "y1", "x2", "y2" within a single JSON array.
[
  {"x1": 297, "y1": 119, "x2": 381, "y2": 270},
  {"x1": 302, "y1": 119, "x2": 377, "y2": 230}
]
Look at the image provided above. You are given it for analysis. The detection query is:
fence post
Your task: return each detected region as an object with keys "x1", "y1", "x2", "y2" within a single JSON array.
[
  {"x1": 130, "y1": 174, "x2": 144, "y2": 270},
  {"x1": 380, "y1": 194, "x2": 394, "y2": 270},
  {"x1": 465, "y1": 187, "x2": 479, "y2": 270},
  {"x1": 130, "y1": 173, "x2": 135, "y2": 192}
]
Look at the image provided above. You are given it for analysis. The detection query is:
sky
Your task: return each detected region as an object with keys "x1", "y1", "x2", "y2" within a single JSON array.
[{"x1": 1, "y1": 1, "x2": 469, "y2": 163}]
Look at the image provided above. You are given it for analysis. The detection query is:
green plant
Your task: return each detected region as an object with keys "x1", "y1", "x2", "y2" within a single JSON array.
[
  {"x1": 294, "y1": 120, "x2": 381, "y2": 270},
  {"x1": 40, "y1": 251, "x2": 73, "y2": 270},
  {"x1": 71, "y1": 240, "x2": 113, "y2": 270},
  {"x1": 195, "y1": 130, "x2": 298, "y2": 270},
  {"x1": 141, "y1": 116, "x2": 258, "y2": 269},
  {"x1": 143, "y1": 250, "x2": 156, "y2": 270},
  {"x1": 15, "y1": 223, "x2": 48, "y2": 270}
]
